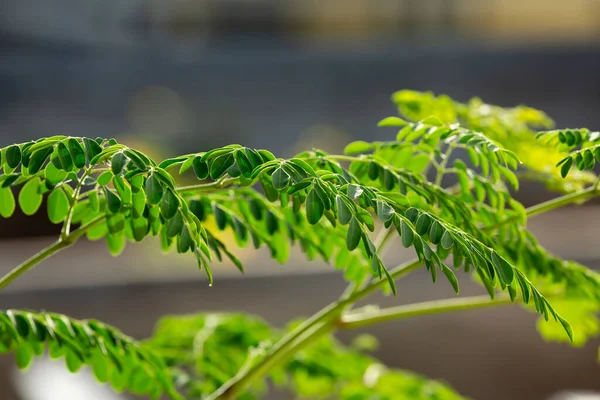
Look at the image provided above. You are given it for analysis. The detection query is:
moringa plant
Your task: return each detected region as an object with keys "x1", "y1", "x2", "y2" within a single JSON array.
[{"x1": 1, "y1": 89, "x2": 600, "y2": 399}]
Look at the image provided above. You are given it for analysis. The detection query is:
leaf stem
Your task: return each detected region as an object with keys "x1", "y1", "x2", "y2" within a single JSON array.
[
  {"x1": 488, "y1": 186, "x2": 598, "y2": 231},
  {"x1": 0, "y1": 214, "x2": 105, "y2": 291},
  {"x1": 338, "y1": 294, "x2": 512, "y2": 329}
]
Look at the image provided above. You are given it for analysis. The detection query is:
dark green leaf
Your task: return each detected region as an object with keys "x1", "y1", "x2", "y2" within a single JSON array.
[
  {"x1": 67, "y1": 139, "x2": 86, "y2": 169},
  {"x1": 177, "y1": 225, "x2": 192, "y2": 253},
  {"x1": 272, "y1": 167, "x2": 290, "y2": 190},
  {"x1": 400, "y1": 220, "x2": 414, "y2": 248},
  {"x1": 104, "y1": 188, "x2": 121, "y2": 214},
  {"x1": 192, "y1": 157, "x2": 209, "y2": 180},
  {"x1": 266, "y1": 211, "x2": 279, "y2": 234},
  {"x1": 5, "y1": 145, "x2": 21, "y2": 169},
  {"x1": 111, "y1": 152, "x2": 128, "y2": 175},
  {"x1": 249, "y1": 198, "x2": 263, "y2": 220},
  {"x1": 368, "y1": 162, "x2": 380, "y2": 180},
  {"x1": 415, "y1": 213, "x2": 432, "y2": 235},
  {"x1": 491, "y1": 251, "x2": 515, "y2": 285},
  {"x1": 336, "y1": 195, "x2": 352, "y2": 225},
  {"x1": 28, "y1": 147, "x2": 53, "y2": 174},
  {"x1": 209, "y1": 153, "x2": 235, "y2": 179},
  {"x1": 560, "y1": 157, "x2": 573, "y2": 178},
  {"x1": 306, "y1": 188, "x2": 324, "y2": 224},
  {"x1": 56, "y1": 142, "x2": 73, "y2": 171},
  {"x1": 166, "y1": 212, "x2": 184, "y2": 238},
  {"x1": 429, "y1": 221, "x2": 444, "y2": 244},
  {"x1": 234, "y1": 151, "x2": 253, "y2": 178},
  {"x1": 83, "y1": 138, "x2": 103, "y2": 162},
  {"x1": 440, "y1": 230, "x2": 454, "y2": 249},
  {"x1": 346, "y1": 217, "x2": 362, "y2": 250},
  {"x1": 440, "y1": 263, "x2": 459, "y2": 294},
  {"x1": 160, "y1": 189, "x2": 179, "y2": 219},
  {"x1": 145, "y1": 174, "x2": 163, "y2": 205},
  {"x1": 213, "y1": 204, "x2": 228, "y2": 230}
]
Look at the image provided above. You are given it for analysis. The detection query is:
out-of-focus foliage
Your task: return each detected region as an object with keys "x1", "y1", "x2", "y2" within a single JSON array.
[{"x1": 146, "y1": 313, "x2": 464, "y2": 400}]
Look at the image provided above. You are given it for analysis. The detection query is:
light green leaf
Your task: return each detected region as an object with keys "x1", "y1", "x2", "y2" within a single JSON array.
[
  {"x1": 47, "y1": 187, "x2": 69, "y2": 223},
  {"x1": 18, "y1": 177, "x2": 43, "y2": 216},
  {"x1": 344, "y1": 141, "x2": 375, "y2": 155}
]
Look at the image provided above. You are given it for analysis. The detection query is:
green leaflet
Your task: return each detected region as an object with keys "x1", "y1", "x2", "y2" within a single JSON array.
[
  {"x1": 47, "y1": 187, "x2": 70, "y2": 223},
  {"x1": 18, "y1": 177, "x2": 43, "y2": 216},
  {"x1": 145, "y1": 174, "x2": 163, "y2": 205},
  {"x1": 306, "y1": 188, "x2": 324, "y2": 225},
  {"x1": 5, "y1": 145, "x2": 21, "y2": 168}
]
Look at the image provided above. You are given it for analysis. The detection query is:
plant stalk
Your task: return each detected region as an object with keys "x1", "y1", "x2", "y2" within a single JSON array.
[
  {"x1": 0, "y1": 215, "x2": 105, "y2": 291},
  {"x1": 338, "y1": 295, "x2": 512, "y2": 329}
]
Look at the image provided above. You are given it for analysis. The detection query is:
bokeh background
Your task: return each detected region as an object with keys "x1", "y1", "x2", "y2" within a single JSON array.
[{"x1": 1, "y1": 1, "x2": 600, "y2": 399}]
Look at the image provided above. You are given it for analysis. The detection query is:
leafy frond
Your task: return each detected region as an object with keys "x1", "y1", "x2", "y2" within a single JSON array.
[
  {"x1": 389, "y1": 90, "x2": 596, "y2": 192},
  {"x1": 146, "y1": 312, "x2": 465, "y2": 400},
  {"x1": 0, "y1": 309, "x2": 181, "y2": 399},
  {"x1": 536, "y1": 129, "x2": 600, "y2": 179}
]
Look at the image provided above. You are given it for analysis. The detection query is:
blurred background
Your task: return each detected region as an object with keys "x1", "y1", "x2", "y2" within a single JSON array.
[{"x1": 1, "y1": 1, "x2": 600, "y2": 399}]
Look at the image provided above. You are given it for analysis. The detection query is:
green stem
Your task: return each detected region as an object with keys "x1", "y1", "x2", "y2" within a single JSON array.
[
  {"x1": 488, "y1": 186, "x2": 598, "y2": 231},
  {"x1": 0, "y1": 215, "x2": 105, "y2": 291},
  {"x1": 434, "y1": 144, "x2": 455, "y2": 186},
  {"x1": 209, "y1": 258, "x2": 423, "y2": 399},
  {"x1": 176, "y1": 178, "x2": 238, "y2": 194},
  {"x1": 338, "y1": 294, "x2": 512, "y2": 329}
]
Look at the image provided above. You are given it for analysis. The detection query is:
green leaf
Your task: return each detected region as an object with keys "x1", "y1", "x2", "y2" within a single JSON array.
[
  {"x1": 106, "y1": 232, "x2": 126, "y2": 256},
  {"x1": 306, "y1": 188, "x2": 324, "y2": 224},
  {"x1": 45, "y1": 162, "x2": 68, "y2": 186},
  {"x1": 104, "y1": 188, "x2": 122, "y2": 214},
  {"x1": 67, "y1": 139, "x2": 86, "y2": 169},
  {"x1": 145, "y1": 174, "x2": 163, "y2": 205},
  {"x1": 400, "y1": 220, "x2": 414, "y2": 248},
  {"x1": 18, "y1": 177, "x2": 43, "y2": 216},
  {"x1": 440, "y1": 230, "x2": 454, "y2": 249},
  {"x1": 415, "y1": 213, "x2": 432, "y2": 236},
  {"x1": 491, "y1": 251, "x2": 515, "y2": 285},
  {"x1": 160, "y1": 189, "x2": 179, "y2": 220},
  {"x1": 111, "y1": 152, "x2": 128, "y2": 175},
  {"x1": 377, "y1": 116, "x2": 407, "y2": 127},
  {"x1": 56, "y1": 142, "x2": 73, "y2": 171},
  {"x1": 131, "y1": 217, "x2": 149, "y2": 242},
  {"x1": 166, "y1": 212, "x2": 184, "y2": 238},
  {"x1": 15, "y1": 343, "x2": 33, "y2": 370},
  {"x1": 5, "y1": 145, "x2": 21, "y2": 168},
  {"x1": 440, "y1": 263, "x2": 459, "y2": 294},
  {"x1": 28, "y1": 147, "x2": 53, "y2": 174},
  {"x1": 336, "y1": 195, "x2": 352, "y2": 225},
  {"x1": 209, "y1": 153, "x2": 235, "y2": 180},
  {"x1": 346, "y1": 217, "x2": 362, "y2": 251},
  {"x1": 192, "y1": 157, "x2": 209, "y2": 180},
  {"x1": 344, "y1": 141, "x2": 375, "y2": 155},
  {"x1": 234, "y1": 150, "x2": 253, "y2": 178},
  {"x1": 272, "y1": 167, "x2": 291, "y2": 190},
  {"x1": 83, "y1": 138, "x2": 103, "y2": 161},
  {"x1": 97, "y1": 171, "x2": 113, "y2": 186},
  {"x1": 428, "y1": 221, "x2": 444, "y2": 244},
  {"x1": 132, "y1": 190, "x2": 146, "y2": 218},
  {"x1": 47, "y1": 188, "x2": 70, "y2": 223},
  {"x1": 560, "y1": 157, "x2": 573, "y2": 178}
]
